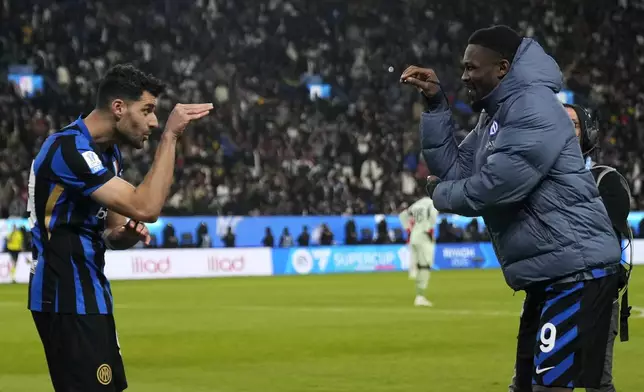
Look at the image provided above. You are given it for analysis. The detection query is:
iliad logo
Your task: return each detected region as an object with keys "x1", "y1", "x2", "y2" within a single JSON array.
[
  {"x1": 131, "y1": 257, "x2": 171, "y2": 274},
  {"x1": 208, "y1": 256, "x2": 245, "y2": 272}
]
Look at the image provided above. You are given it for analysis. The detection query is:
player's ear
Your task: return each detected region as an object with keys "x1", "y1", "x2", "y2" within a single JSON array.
[
  {"x1": 498, "y1": 59, "x2": 510, "y2": 79},
  {"x1": 111, "y1": 99, "x2": 126, "y2": 119}
]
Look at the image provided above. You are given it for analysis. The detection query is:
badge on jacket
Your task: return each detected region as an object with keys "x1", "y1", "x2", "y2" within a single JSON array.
[{"x1": 489, "y1": 121, "x2": 499, "y2": 136}]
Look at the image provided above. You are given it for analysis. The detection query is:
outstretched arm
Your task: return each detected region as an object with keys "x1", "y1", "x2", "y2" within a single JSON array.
[{"x1": 53, "y1": 103, "x2": 212, "y2": 223}]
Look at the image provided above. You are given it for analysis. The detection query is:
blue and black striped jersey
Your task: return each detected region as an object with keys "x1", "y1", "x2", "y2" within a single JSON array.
[{"x1": 28, "y1": 116, "x2": 123, "y2": 314}]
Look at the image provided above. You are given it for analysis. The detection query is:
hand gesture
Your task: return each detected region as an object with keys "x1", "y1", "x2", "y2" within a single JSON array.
[
  {"x1": 164, "y1": 103, "x2": 214, "y2": 139},
  {"x1": 425, "y1": 175, "x2": 442, "y2": 199},
  {"x1": 115, "y1": 220, "x2": 151, "y2": 246},
  {"x1": 400, "y1": 66, "x2": 441, "y2": 97}
]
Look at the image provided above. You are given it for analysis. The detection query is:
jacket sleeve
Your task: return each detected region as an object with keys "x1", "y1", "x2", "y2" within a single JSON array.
[
  {"x1": 420, "y1": 100, "x2": 477, "y2": 181},
  {"x1": 431, "y1": 92, "x2": 568, "y2": 216}
]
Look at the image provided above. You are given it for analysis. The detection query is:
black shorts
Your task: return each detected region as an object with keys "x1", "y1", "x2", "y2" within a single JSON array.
[
  {"x1": 32, "y1": 311, "x2": 128, "y2": 392},
  {"x1": 514, "y1": 272, "x2": 619, "y2": 390},
  {"x1": 9, "y1": 250, "x2": 19, "y2": 263}
]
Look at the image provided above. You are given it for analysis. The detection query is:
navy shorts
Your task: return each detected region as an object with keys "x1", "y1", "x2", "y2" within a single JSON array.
[
  {"x1": 32, "y1": 311, "x2": 128, "y2": 392},
  {"x1": 514, "y1": 272, "x2": 620, "y2": 390}
]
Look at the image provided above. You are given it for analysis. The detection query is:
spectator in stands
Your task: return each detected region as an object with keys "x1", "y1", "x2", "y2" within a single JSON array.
[
  {"x1": 360, "y1": 227, "x2": 374, "y2": 245},
  {"x1": 222, "y1": 226, "x2": 235, "y2": 248},
  {"x1": 163, "y1": 224, "x2": 179, "y2": 248},
  {"x1": 464, "y1": 220, "x2": 482, "y2": 242},
  {"x1": 279, "y1": 228, "x2": 294, "y2": 248},
  {"x1": 319, "y1": 224, "x2": 334, "y2": 246},
  {"x1": 345, "y1": 220, "x2": 358, "y2": 245},
  {"x1": 1, "y1": 0, "x2": 643, "y2": 221},
  {"x1": 262, "y1": 227, "x2": 274, "y2": 248},
  {"x1": 438, "y1": 218, "x2": 463, "y2": 243},
  {"x1": 374, "y1": 220, "x2": 391, "y2": 244},
  {"x1": 196, "y1": 222, "x2": 212, "y2": 248},
  {"x1": 297, "y1": 226, "x2": 310, "y2": 247}
]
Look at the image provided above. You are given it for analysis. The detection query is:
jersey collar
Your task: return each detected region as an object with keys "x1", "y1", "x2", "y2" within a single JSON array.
[{"x1": 72, "y1": 115, "x2": 93, "y2": 142}]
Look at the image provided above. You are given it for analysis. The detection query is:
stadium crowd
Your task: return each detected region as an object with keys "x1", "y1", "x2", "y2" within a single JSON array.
[{"x1": 1, "y1": 0, "x2": 643, "y2": 221}]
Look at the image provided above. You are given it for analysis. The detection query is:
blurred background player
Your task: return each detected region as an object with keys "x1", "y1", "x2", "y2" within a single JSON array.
[
  {"x1": 4, "y1": 225, "x2": 23, "y2": 283},
  {"x1": 399, "y1": 195, "x2": 438, "y2": 307},
  {"x1": 28, "y1": 64, "x2": 212, "y2": 392}
]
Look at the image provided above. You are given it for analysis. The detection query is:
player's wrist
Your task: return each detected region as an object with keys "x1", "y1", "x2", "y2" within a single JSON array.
[{"x1": 160, "y1": 130, "x2": 179, "y2": 143}]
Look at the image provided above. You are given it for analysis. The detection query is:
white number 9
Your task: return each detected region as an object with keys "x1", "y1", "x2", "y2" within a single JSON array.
[{"x1": 539, "y1": 322, "x2": 557, "y2": 353}]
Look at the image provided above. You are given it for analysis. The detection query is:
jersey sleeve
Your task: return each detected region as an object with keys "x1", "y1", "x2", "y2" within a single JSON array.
[{"x1": 52, "y1": 135, "x2": 115, "y2": 196}]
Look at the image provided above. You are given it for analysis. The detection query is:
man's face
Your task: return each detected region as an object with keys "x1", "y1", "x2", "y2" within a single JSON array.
[
  {"x1": 461, "y1": 44, "x2": 510, "y2": 103},
  {"x1": 114, "y1": 91, "x2": 159, "y2": 149},
  {"x1": 565, "y1": 107, "x2": 582, "y2": 143}
]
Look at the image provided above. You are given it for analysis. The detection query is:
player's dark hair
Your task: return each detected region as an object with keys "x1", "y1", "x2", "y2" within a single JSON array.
[
  {"x1": 96, "y1": 64, "x2": 165, "y2": 109},
  {"x1": 468, "y1": 25, "x2": 522, "y2": 64}
]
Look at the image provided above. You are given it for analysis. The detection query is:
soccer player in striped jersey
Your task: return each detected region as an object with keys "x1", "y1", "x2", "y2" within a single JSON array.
[{"x1": 28, "y1": 64, "x2": 212, "y2": 392}]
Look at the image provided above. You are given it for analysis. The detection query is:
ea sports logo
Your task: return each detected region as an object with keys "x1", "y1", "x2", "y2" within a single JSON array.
[{"x1": 291, "y1": 249, "x2": 314, "y2": 275}]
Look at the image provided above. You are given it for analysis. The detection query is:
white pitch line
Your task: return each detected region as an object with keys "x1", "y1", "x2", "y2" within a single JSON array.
[
  {"x1": 210, "y1": 304, "x2": 521, "y2": 317},
  {"x1": 112, "y1": 303, "x2": 520, "y2": 317},
  {"x1": 0, "y1": 300, "x2": 519, "y2": 317},
  {"x1": 2, "y1": 300, "x2": 643, "y2": 319}
]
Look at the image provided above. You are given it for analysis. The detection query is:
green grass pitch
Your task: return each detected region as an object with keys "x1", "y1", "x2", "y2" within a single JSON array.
[{"x1": 1, "y1": 268, "x2": 642, "y2": 391}]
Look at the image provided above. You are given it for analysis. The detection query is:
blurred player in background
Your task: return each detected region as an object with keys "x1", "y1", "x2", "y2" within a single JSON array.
[
  {"x1": 401, "y1": 25, "x2": 622, "y2": 391},
  {"x1": 5, "y1": 225, "x2": 24, "y2": 283},
  {"x1": 28, "y1": 64, "x2": 212, "y2": 392},
  {"x1": 399, "y1": 195, "x2": 438, "y2": 307}
]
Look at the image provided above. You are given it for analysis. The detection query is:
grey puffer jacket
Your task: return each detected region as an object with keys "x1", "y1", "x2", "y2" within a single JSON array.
[{"x1": 421, "y1": 38, "x2": 621, "y2": 290}]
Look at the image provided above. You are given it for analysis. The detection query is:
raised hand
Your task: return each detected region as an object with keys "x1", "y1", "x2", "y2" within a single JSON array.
[
  {"x1": 164, "y1": 103, "x2": 213, "y2": 139},
  {"x1": 400, "y1": 66, "x2": 441, "y2": 97}
]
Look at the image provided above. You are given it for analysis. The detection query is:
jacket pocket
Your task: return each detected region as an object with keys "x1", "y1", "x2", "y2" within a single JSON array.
[{"x1": 524, "y1": 206, "x2": 554, "y2": 244}]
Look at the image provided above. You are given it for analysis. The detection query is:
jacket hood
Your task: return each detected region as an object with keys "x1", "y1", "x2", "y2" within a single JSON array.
[{"x1": 476, "y1": 38, "x2": 563, "y2": 114}]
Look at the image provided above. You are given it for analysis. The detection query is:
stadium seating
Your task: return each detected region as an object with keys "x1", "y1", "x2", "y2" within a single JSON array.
[{"x1": 1, "y1": 0, "x2": 643, "y2": 220}]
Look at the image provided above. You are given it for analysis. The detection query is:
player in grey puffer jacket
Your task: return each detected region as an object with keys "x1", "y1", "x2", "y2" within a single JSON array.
[
  {"x1": 402, "y1": 25, "x2": 623, "y2": 392},
  {"x1": 406, "y1": 34, "x2": 620, "y2": 291}
]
